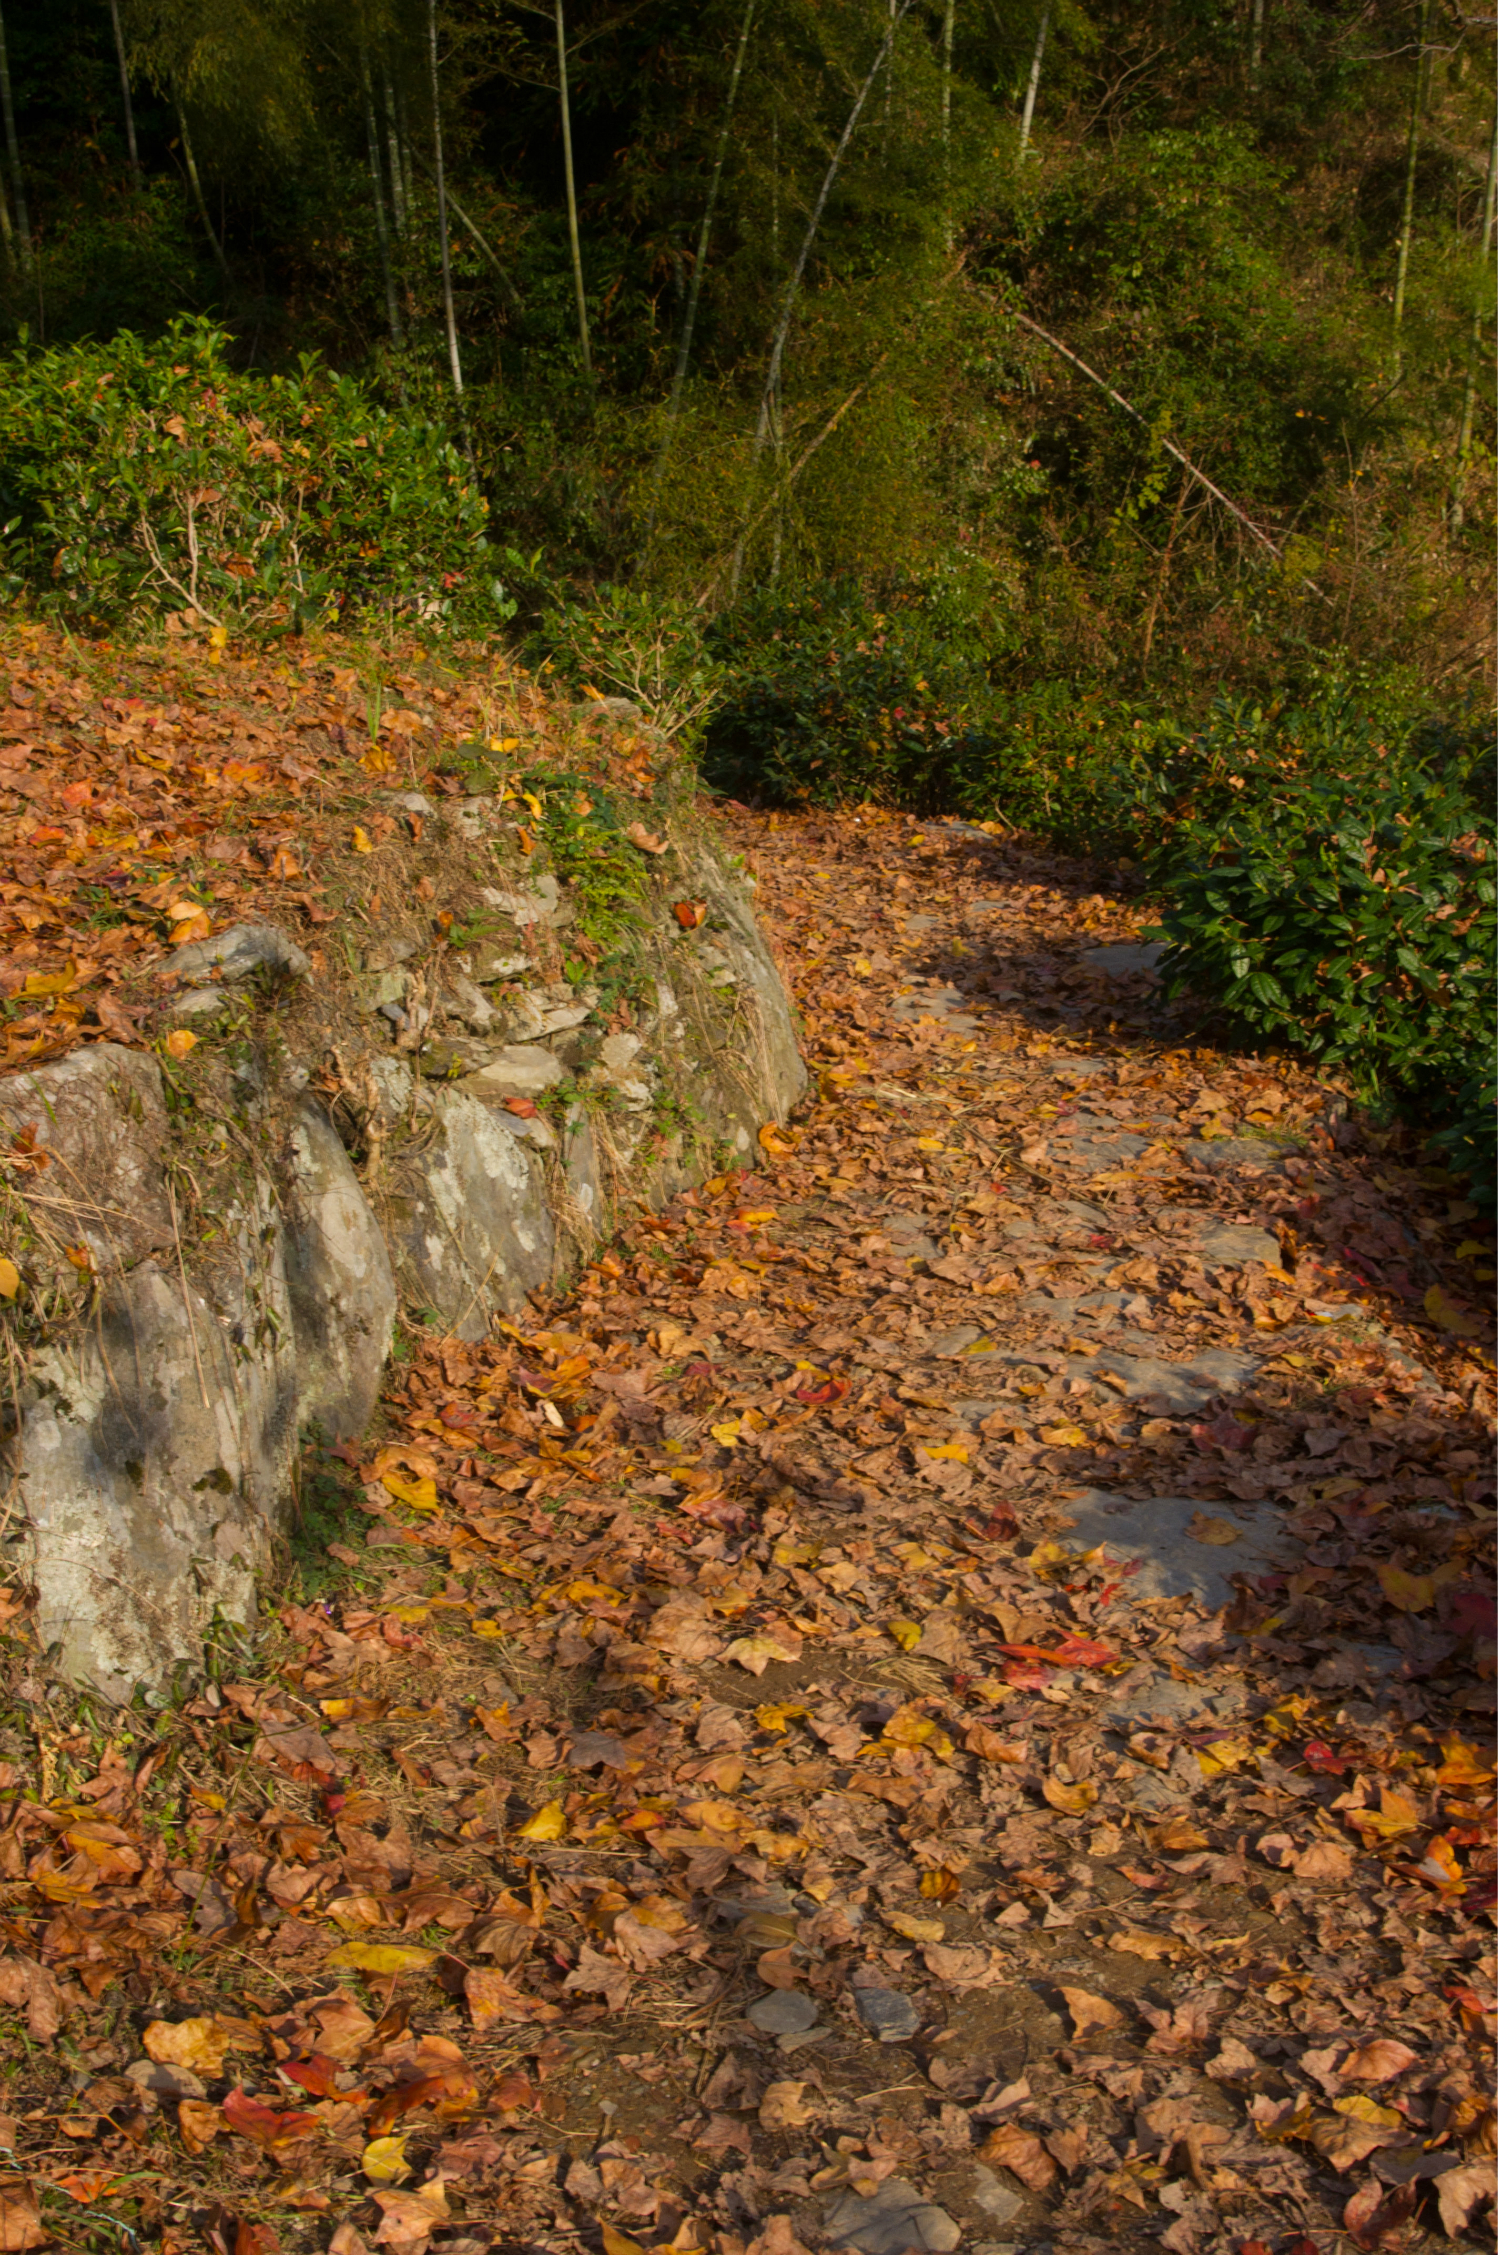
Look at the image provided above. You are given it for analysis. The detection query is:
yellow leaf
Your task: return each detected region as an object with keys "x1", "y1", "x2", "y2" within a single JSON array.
[
  {"x1": 723, "y1": 1630, "x2": 801, "y2": 1674},
  {"x1": 1424, "y1": 1284, "x2": 1484, "y2": 1338},
  {"x1": 0, "y1": 1258, "x2": 19, "y2": 1300},
  {"x1": 381, "y1": 1470, "x2": 439, "y2": 1513},
  {"x1": 738, "y1": 1208, "x2": 778, "y2": 1226},
  {"x1": 888, "y1": 1618, "x2": 922, "y2": 1651},
  {"x1": 471, "y1": 1618, "x2": 505, "y2": 1638},
  {"x1": 1196, "y1": 1737, "x2": 1254, "y2": 1777},
  {"x1": 22, "y1": 967, "x2": 78, "y2": 996},
  {"x1": 755, "y1": 1703, "x2": 809, "y2": 1734},
  {"x1": 362, "y1": 2135, "x2": 413, "y2": 2185},
  {"x1": 515, "y1": 1800, "x2": 567, "y2": 1842},
  {"x1": 1436, "y1": 1738, "x2": 1495, "y2": 1790},
  {"x1": 1333, "y1": 2094, "x2": 1401, "y2": 2127},
  {"x1": 1043, "y1": 1775, "x2": 1097, "y2": 1815},
  {"x1": 1039, "y1": 1422, "x2": 1088, "y2": 1448},
  {"x1": 1376, "y1": 1559, "x2": 1459, "y2": 1613},
  {"x1": 1187, "y1": 1512, "x2": 1241, "y2": 1546},
  {"x1": 710, "y1": 1419, "x2": 743, "y2": 1448},
  {"x1": 758, "y1": 1122, "x2": 795, "y2": 1158},
  {"x1": 915, "y1": 1136, "x2": 945, "y2": 1153},
  {"x1": 923, "y1": 1441, "x2": 969, "y2": 1463},
  {"x1": 600, "y1": 2229, "x2": 647, "y2": 2255},
  {"x1": 352, "y1": 825, "x2": 374, "y2": 854},
  {"x1": 324, "y1": 1943, "x2": 437, "y2": 1976},
  {"x1": 164, "y1": 1029, "x2": 197, "y2": 1061},
  {"x1": 168, "y1": 910, "x2": 212, "y2": 945},
  {"x1": 144, "y1": 2017, "x2": 233, "y2": 2077},
  {"x1": 885, "y1": 1911, "x2": 945, "y2": 1943}
]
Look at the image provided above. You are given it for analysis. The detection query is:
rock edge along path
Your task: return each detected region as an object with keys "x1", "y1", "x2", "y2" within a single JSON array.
[{"x1": 0, "y1": 803, "x2": 1490, "y2": 2256}]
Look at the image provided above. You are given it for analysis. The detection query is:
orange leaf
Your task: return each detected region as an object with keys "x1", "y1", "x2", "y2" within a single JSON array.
[{"x1": 672, "y1": 899, "x2": 707, "y2": 929}]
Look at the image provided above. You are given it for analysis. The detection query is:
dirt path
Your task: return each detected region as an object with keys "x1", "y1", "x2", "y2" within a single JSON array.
[{"x1": 1, "y1": 806, "x2": 1492, "y2": 2256}]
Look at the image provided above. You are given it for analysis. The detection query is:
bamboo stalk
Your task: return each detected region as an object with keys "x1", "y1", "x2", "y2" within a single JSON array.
[
  {"x1": 1018, "y1": 3, "x2": 1049, "y2": 160},
  {"x1": 1452, "y1": 106, "x2": 1497, "y2": 520},
  {"x1": 107, "y1": 0, "x2": 140, "y2": 185},
  {"x1": 176, "y1": 96, "x2": 228, "y2": 274},
  {"x1": 555, "y1": 0, "x2": 593, "y2": 385},
  {"x1": 665, "y1": 0, "x2": 757, "y2": 424},
  {"x1": 1391, "y1": 0, "x2": 1429, "y2": 376},
  {"x1": 362, "y1": 49, "x2": 403, "y2": 351},
  {"x1": 426, "y1": 0, "x2": 472, "y2": 455},
  {"x1": 0, "y1": 0, "x2": 32, "y2": 274}
]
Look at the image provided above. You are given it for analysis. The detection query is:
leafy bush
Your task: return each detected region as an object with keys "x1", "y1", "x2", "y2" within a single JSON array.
[
  {"x1": 1147, "y1": 708, "x2": 1495, "y2": 1200},
  {"x1": 537, "y1": 584, "x2": 726, "y2": 749},
  {"x1": 0, "y1": 317, "x2": 511, "y2": 634}
]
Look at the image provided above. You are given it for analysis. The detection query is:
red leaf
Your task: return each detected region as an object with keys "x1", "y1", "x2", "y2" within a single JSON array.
[{"x1": 221, "y1": 2087, "x2": 320, "y2": 2151}]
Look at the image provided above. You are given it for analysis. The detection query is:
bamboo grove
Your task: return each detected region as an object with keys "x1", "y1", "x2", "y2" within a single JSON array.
[{"x1": 0, "y1": 0, "x2": 1492, "y2": 700}]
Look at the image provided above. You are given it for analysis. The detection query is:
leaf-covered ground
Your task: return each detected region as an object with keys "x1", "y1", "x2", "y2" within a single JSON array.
[{"x1": 0, "y1": 652, "x2": 1492, "y2": 2255}]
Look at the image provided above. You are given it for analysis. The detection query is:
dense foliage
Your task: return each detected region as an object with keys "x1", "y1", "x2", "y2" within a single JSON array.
[{"x1": 0, "y1": 319, "x2": 501, "y2": 632}]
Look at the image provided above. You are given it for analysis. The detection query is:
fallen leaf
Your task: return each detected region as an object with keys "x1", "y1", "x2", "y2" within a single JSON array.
[
  {"x1": 362, "y1": 2135, "x2": 413, "y2": 2186},
  {"x1": 163, "y1": 1027, "x2": 197, "y2": 1060},
  {"x1": 980, "y1": 2122, "x2": 1058, "y2": 2190},
  {"x1": 624, "y1": 823, "x2": 668, "y2": 854},
  {"x1": 1060, "y1": 1986, "x2": 1123, "y2": 2037},
  {"x1": 353, "y1": 826, "x2": 374, "y2": 853},
  {"x1": 1107, "y1": 1927, "x2": 1181, "y2": 1962},
  {"x1": 1043, "y1": 1774, "x2": 1097, "y2": 1815},
  {"x1": 0, "y1": 1260, "x2": 17, "y2": 1301},
  {"x1": 673, "y1": 899, "x2": 707, "y2": 928},
  {"x1": 324, "y1": 1943, "x2": 437, "y2": 1976},
  {"x1": 1186, "y1": 1511, "x2": 1241, "y2": 1545},
  {"x1": 1339, "y1": 2039, "x2": 1418, "y2": 2084}
]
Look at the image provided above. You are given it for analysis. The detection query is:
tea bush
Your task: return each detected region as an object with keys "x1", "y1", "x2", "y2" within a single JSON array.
[{"x1": 0, "y1": 317, "x2": 511, "y2": 635}]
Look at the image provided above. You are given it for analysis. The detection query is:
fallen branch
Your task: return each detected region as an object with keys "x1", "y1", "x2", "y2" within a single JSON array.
[
  {"x1": 1011, "y1": 309, "x2": 1312, "y2": 576},
  {"x1": 709, "y1": 357, "x2": 889, "y2": 600}
]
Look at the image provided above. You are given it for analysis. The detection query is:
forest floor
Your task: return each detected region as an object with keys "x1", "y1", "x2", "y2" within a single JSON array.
[{"x1": 0, "y1": 675, "x2": 1493, "y2": 2256}]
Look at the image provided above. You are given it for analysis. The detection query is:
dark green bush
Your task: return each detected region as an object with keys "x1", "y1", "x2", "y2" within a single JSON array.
[
  {"x1": 0, "y1": 317, "x2": 512, "y2": 635},
  {"x1": 1147, "y1": 710, "x2": 1495, "y2": 1201}
]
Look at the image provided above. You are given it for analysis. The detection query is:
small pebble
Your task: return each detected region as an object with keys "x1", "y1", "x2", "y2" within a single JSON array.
[{"x1": 854, "y1": 1986, "x2": 920, "y2": 2042}]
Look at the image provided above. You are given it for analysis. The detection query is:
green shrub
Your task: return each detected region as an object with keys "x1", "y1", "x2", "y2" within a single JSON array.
[
  {"x1": 1147, "y1": 708, "x2": 1495, "y2": 1201},
  {"x1": 0, "y1": 316, "x2": 511, "y2": 634},
  {"x1": 537, "y1": 583, "x2": 726, "y2": 750}
]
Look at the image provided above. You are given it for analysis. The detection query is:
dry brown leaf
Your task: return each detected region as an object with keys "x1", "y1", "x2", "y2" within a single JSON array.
[
  {"x1": 1060, "y1": 1986, "x2": 1123, "y2": 2037},
  {"x1": 1339, "y1": 2039, "x2": 1419, "y2": 2084},
  {"x1": 980, "y1": 2122, "x2": 1058, "y2": 2190}
]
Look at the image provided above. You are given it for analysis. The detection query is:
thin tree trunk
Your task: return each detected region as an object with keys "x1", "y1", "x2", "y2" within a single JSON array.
[
  {"x1": 941, "y1": 0, "x2": 955, "y2": 242},
  {"x1": 409, "y1": 146, "x2": 522, "y2": 306},
  {"x1": 664, "y1": 0, "x2": 756, "y2": 426},
  {"x1": 0, "y1": 170, "x2": 13, "y2": 276},
  {"x1": 383, "y1": 70, "x2": 406, "y2": 239},
  {"x1": 1012, "y1": 309, "x2": 1315, "y2": 574},
  {"x1": 1452, "y1": 106, "x2": 1497, "y2": 517},
  {"x1": 426, "y1": 0, "x2": 471, "y2": 451},
  {"x1": 362, "y1": 50, "x2": 402, "y2": 351},
  {"x1": 0, "y1": 0, "x2": 32, "y2": 275},
  {"x1": 1391, "y1": 0, "x2": 1429, "y2": 374},
  {"x1": 107, "y1": 0, "x2": 140, "y2": 185},
  {"x1": 1017, "y1": 3, "x2": 1049, "y2": 161},
  {"x1": 748, "y1": 0, "x2": 916, "y2": 464},
  {"x1": 1141, "y1": 473, "x2": 1188, "y2": 669},
  {"x1": 555, "y1": 0, "x2": 592, "y2": 385},
  {"x1": 176, "y1": 96, "x2": 227, "y2": 273},
  {"x1": 1249, "y1": 0, "x2": 1264, "y2": 94}
]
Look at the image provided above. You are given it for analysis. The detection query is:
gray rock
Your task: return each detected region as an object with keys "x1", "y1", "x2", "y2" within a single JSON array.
[
  {"x1": 1085, "y1": 941, "x2": 1166, "y2": 977},
  {"x1": 747, "y1": 1989, "x2": 819, "y2": 2035},
  {"x1": 468, "y1": 940, "x2": 532, "y2": 982},
  {"x1": 854, "y1": 1987, "x2": 920, "y2": 2043},
  {"x1": 1197, "y1": 1222, "x2": 1281, "y2": 1269},
  {"x1": 382, "y1": 1086, "x2": 554, "y2": 1339},
  {"x1": 1184, "y1": 1136, "x2": 1287, "y2": 1175},
  {"x1": 461, "y1": 1045, "x2": 566, "y2": 1099},
  {"x1": 169, "y1": 988, "x2": 232, "y2": 1021},
  {"x1": 1082, "y1": 1344, "x2": 1258, "y2": 1413},
  {"x1": 1045, "y1": 1056, "x2": 1110, "y2": 1078},
  {"x1": 0, "y1": 1044, "x2": 172, "y2": 1274},
  {"x1": 1104, "y1": 1669, "x2": 1223, "y2": 1727},
  {"x1": 160, "y1": 920, "x2": 311, "y2": 984},
  {"x1": 899, "y1": 913, "x2": 941, "y2": 932},
  {"x1": 970, "y1": 2165, "x2": 1025, "y2": 2226},
  {"x1": 20, "y1": 1232, "x2": 298, "y2": 1700},
  {"x1": 824, "y1": 2179, "x2": 961, "y2": 2254},
  {"x1": 1054, "y1": 1490, "x2": 1298, "y2": 1610},
  {"x1": 932, "y1": 1324, "x2": 996, "y2": 1359},
  {"x1": 281, "y1": 1100, "x2": 396, "y2": 1440},
  {"x1": 385, "y1": 791, "x2": 435, "y2": 817},
  {"x1": 355, "y1": 969, "x2": 410, "y2": 1017},
  {"x1": 481, "y1": 874, "x2": 571, "y2": 930},
  {"x1": 599, "y1": 1032, "x2": 643, "y2": 1075},
  {"x1": 966, "y1": 897, "x2": 1008, "y2": 914},
  {"x1": 446, "y1": 972, "x2": 496, "y2": 1032}
]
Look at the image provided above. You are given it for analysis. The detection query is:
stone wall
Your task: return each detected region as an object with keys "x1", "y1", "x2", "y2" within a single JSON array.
[{"x1": 0, "y1": 821, "x2": 803, "y2": 1698}]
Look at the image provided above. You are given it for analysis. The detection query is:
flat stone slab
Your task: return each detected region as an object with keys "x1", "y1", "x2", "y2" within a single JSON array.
[
  {"x1": 1046, "y1": 1055, "x2": 1110, "y2": 1077},
  {"x1": 747, "y1": 1989, "x2": 818, "y2": 2036},
  {"x1": 161, "y1": 920, "x2": 311, "y2": 984},
  {"x1": 824, "y1": 2181, "x2": 961, "y2": 2254},
  {"x1": 1055, "y1": 1490, "x2": 1298, "y2": 1609},
  {"x1": 1196, "y1": 1222, "x2": 1281, "y2": 1268},
  {"x1": 1104, "y1": 1667, "x2": 1248, "y2": 1727},
  {"x1": 1085, "y1": 941, "x2": 1167, "y2": 977},
  {"x1": 460, "y1": 1045, "x2": 565, "y2": 1098},
  {"x1": 1185, "y1": 1136, "x2": 1288, "y2": 1175},
  {"x1": 1081, "y1": 1343, "x2": 1259, "y2": 1412},
  {"x1": 1064, "y1": 1131, "x2": 1151, "y2": 1172}
]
